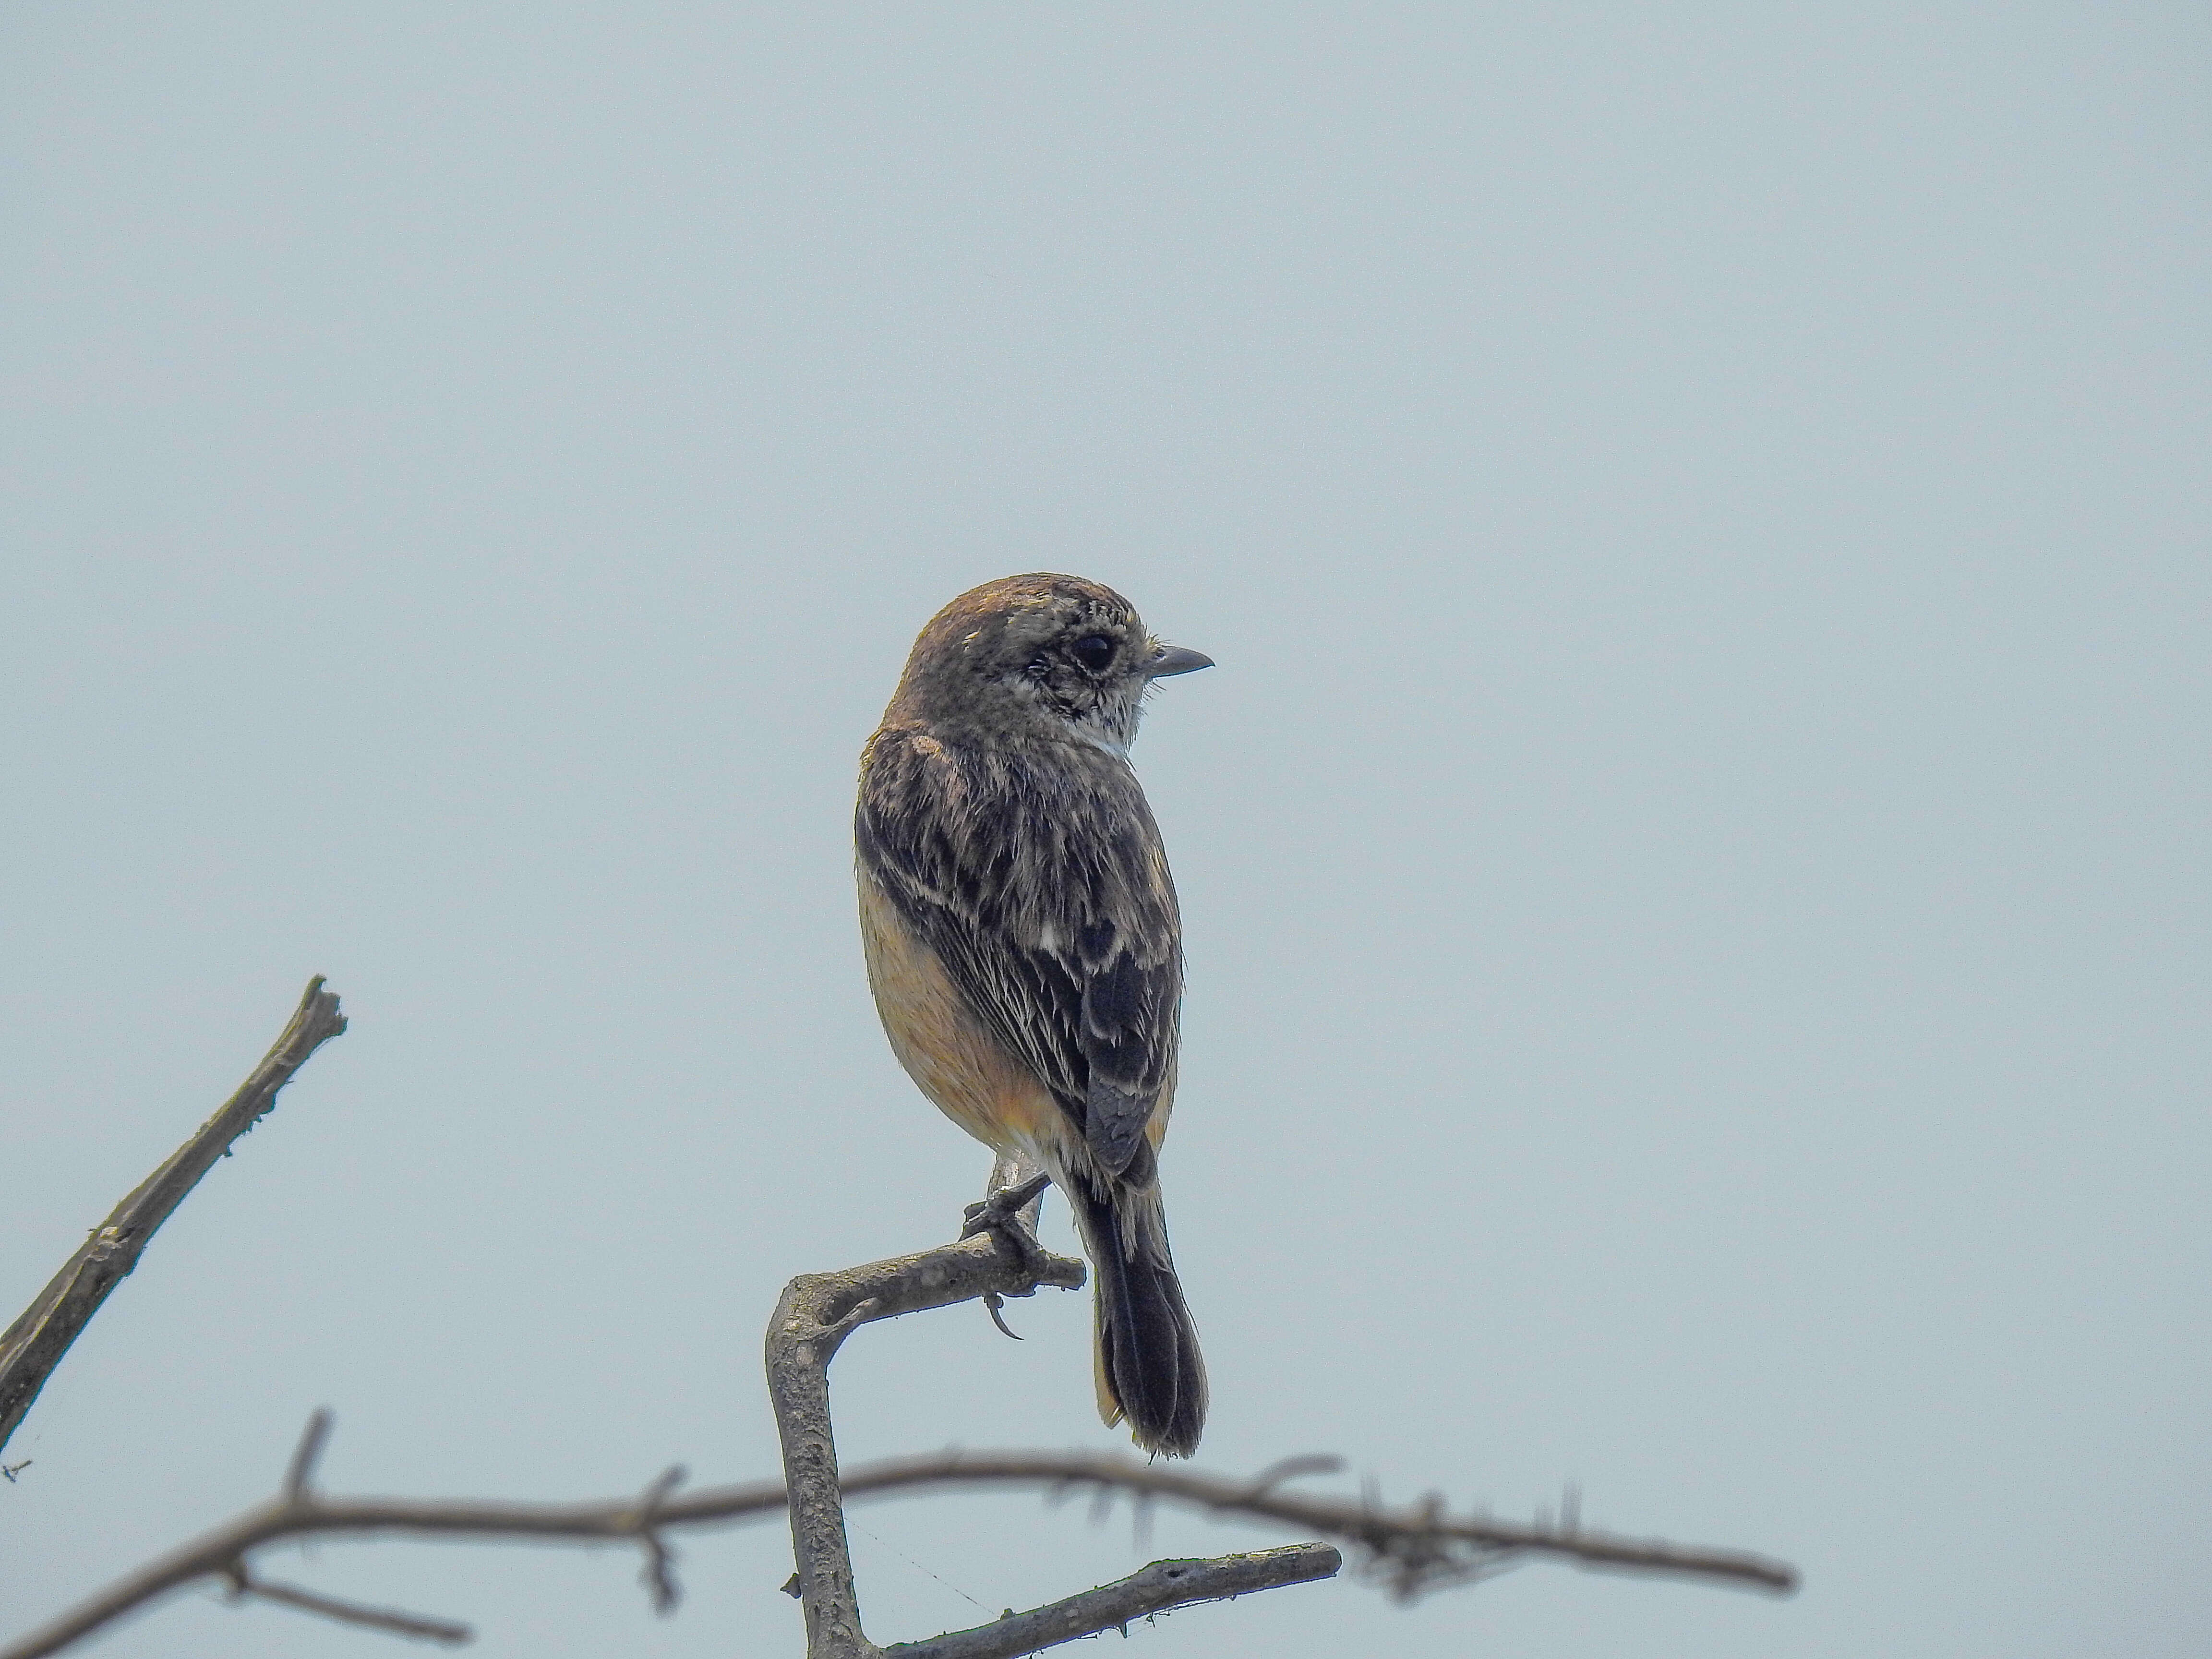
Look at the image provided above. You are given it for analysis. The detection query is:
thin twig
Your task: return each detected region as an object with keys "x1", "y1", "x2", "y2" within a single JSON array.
[
  {"x1": 227, "y1": 1565, "x2": 470, "y2": 1646},
  {"x1": 0, "y1": 978, "x2": 348, "y2": 1456},
  {"x1": 887, "y1": 1543, "x2": 1343, "y2": 1659},
  {"x1": 1244, "y1": 1454, "x2": 1345, "y2": 1498}
]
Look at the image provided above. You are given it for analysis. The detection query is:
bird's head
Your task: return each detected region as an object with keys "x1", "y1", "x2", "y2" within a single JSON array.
[{"x1": 889, "y1": 573, "x2": 1212, "y2": 756}]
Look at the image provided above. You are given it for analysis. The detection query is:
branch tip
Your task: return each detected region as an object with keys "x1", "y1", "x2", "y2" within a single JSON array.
[
  {"x1": 284, "y1": 1409, "x2": 335, "y2": 1501},
  {"x1": 0, "y1": 979, "x2": 349, "y2": 1461},
  {"x1": 1242, "y1": 1454, "x2": 1343, "y2": 1497}
]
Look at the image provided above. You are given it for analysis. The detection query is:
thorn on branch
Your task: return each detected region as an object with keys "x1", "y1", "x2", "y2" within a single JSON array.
[
  {"x1": 1346, "y1": 1482, "x2": 1524, "y2": 1605},
  {"x1": 1240, "y1": 1454, "x2": 1343, "y2": 1499},
  {"x1": 284, "y1": 1408, "x2": 335, "y2": 1502},
  {"x1": 629, "y1": 1464, "x2": 687, "y2": 1615},
  {"x1": 810, "y1": 1295, "x2": 884, "y2": 1347}
]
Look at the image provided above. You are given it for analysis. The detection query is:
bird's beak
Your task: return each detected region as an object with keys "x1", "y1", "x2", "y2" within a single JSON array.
[{"x1": 1145, "y1": 645, "x2": 1215, "y2": 679}]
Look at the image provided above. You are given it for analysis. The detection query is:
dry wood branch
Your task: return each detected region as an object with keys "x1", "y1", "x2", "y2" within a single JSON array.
[
  {"x1": 0, "y1": 977, "x2": 347, "y2": 1456},
  {"x1": 836, "y1": 1451, "x2": 1797, "y2": 1597},
  {"x1": 887, "y1": 1543, "x2": 1342, "y2": 1659},
  {"x1": 766, "y1": 1190, "x2": 1086, "y2": 1659},
  {"x1": 0, "y1": 1430, "x2": 1794, "y2": 1659},
  {"x1": 0, "y1": 989, "x2": 1795, "y2": 1659}
]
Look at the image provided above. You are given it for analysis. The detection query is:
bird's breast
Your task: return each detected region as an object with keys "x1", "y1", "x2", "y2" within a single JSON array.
[{"x1": 856, "y1": 872, "x2": 1065, "y2": 1156}]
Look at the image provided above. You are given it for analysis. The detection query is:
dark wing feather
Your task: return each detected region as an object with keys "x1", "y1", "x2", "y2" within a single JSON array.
[{"x1": 857, "y1": 728, "x2": 1180, "y2": 1177}]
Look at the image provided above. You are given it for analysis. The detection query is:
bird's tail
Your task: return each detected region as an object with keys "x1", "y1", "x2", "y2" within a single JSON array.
[{"x1": 1064, "y1": 1171, "x2": 1207, "y2": 1458}]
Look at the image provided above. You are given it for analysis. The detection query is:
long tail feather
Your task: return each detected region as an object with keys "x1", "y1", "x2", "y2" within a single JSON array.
[{"x1": 1066, "y1": 1176, "x2": 1206, "y2": 1458}]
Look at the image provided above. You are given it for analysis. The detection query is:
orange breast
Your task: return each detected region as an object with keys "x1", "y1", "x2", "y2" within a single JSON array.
[{"x1": 857, "y1": 874, "x2": 1067, "y2": 1157}]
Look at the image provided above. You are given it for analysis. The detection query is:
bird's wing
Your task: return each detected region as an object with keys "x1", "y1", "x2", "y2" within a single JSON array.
[{"x1": 857, "y1": 729, "x2": 1180, "y2": 1178}]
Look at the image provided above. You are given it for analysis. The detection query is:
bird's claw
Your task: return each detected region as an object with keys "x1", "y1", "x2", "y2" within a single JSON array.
[
  {"x1": 982, "y1": 1291, "x2": 1023, "y2": 1339},
  {"x1": 961, "y1": 1171, "x2": 1053, "y2": 1275}
]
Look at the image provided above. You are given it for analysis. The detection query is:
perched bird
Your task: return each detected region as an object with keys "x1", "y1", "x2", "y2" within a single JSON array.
[{"x1": 855, "y1": 574, "x2": 1214, "y2": 1457}]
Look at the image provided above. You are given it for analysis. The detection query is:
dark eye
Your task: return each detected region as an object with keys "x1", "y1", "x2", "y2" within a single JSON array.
[{"x1": 1069, "y1": 634, "x2": 1115, "y2": 673}]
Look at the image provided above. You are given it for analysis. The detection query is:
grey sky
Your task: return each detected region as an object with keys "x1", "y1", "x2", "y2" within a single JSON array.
[{"x1": 2, "y1": 6, "x2": 2206, "y2": 1656}]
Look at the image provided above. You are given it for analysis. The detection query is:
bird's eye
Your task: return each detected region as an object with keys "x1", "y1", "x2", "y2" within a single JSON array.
[{"x1": 1070, "y1": 634, "x2": 1115, "y2": 673}]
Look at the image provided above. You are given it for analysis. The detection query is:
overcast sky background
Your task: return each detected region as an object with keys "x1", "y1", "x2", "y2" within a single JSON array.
[{"x1": 2, "y1": 6, "x2": 2206, "y2": 1657}]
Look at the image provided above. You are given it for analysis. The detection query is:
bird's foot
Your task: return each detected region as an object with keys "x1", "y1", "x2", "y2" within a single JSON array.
[
  {"x1": 963, "y1": 1171, "x2": 1055, "y2": 1337},
  {"x1": 961, "y1": 1171, "x2": 1053, "y2": 1270}
]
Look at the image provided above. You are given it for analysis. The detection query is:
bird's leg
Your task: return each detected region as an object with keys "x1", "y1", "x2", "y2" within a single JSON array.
[
  {"x1": 965, "y1": 1153, "x2": 1053, "y2": 1335},
  {"x1": 962, "y1": 1171, "x2": 1052, "y2": 1260}
]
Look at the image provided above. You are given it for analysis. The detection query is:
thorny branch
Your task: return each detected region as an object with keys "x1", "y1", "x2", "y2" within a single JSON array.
[
  {"x1": 0, "y1": 977, "x2": 348, "y2": 1457},
  {"x1": 0, "y1": 986, "x2": 1798, "y2": 1659},
  {"x1": 1, "y1": 1419, "x2": 1796, "y2": 1658}
]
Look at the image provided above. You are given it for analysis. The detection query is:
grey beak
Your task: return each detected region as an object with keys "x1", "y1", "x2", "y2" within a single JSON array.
[{"x1": 1146, "y1": 644, "x2": 1215, "y2": 679}]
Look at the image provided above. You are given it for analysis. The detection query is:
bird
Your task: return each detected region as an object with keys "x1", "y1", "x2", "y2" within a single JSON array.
[{"x1": 855, "y1": 573, "x2": 1214, "y2": 1458}]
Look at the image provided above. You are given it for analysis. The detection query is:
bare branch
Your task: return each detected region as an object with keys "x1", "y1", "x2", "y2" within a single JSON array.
[
  {"x1": 887, "y1": 1543, "x2": 1343, "y2": 1659},
  {"x1": 0, "y1": 1440, "x2": 1795, "y2": 1659},
  {"x1": 0, "y1": 1003, "x2": 1793, "y2": 1659},
  {"x1": 832, "y1": 1451, "x2": 1799, "y2": 1597},
  {"x1": 765, "y1": 1209, "x2": 1088, "y2": 1659},
  {"x1": 756, "y1": 1186, "x2": 1795, "y2": 1658},
  {"x1": 0, "y1": 978, "x2": 348, "y2": 1456}
]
